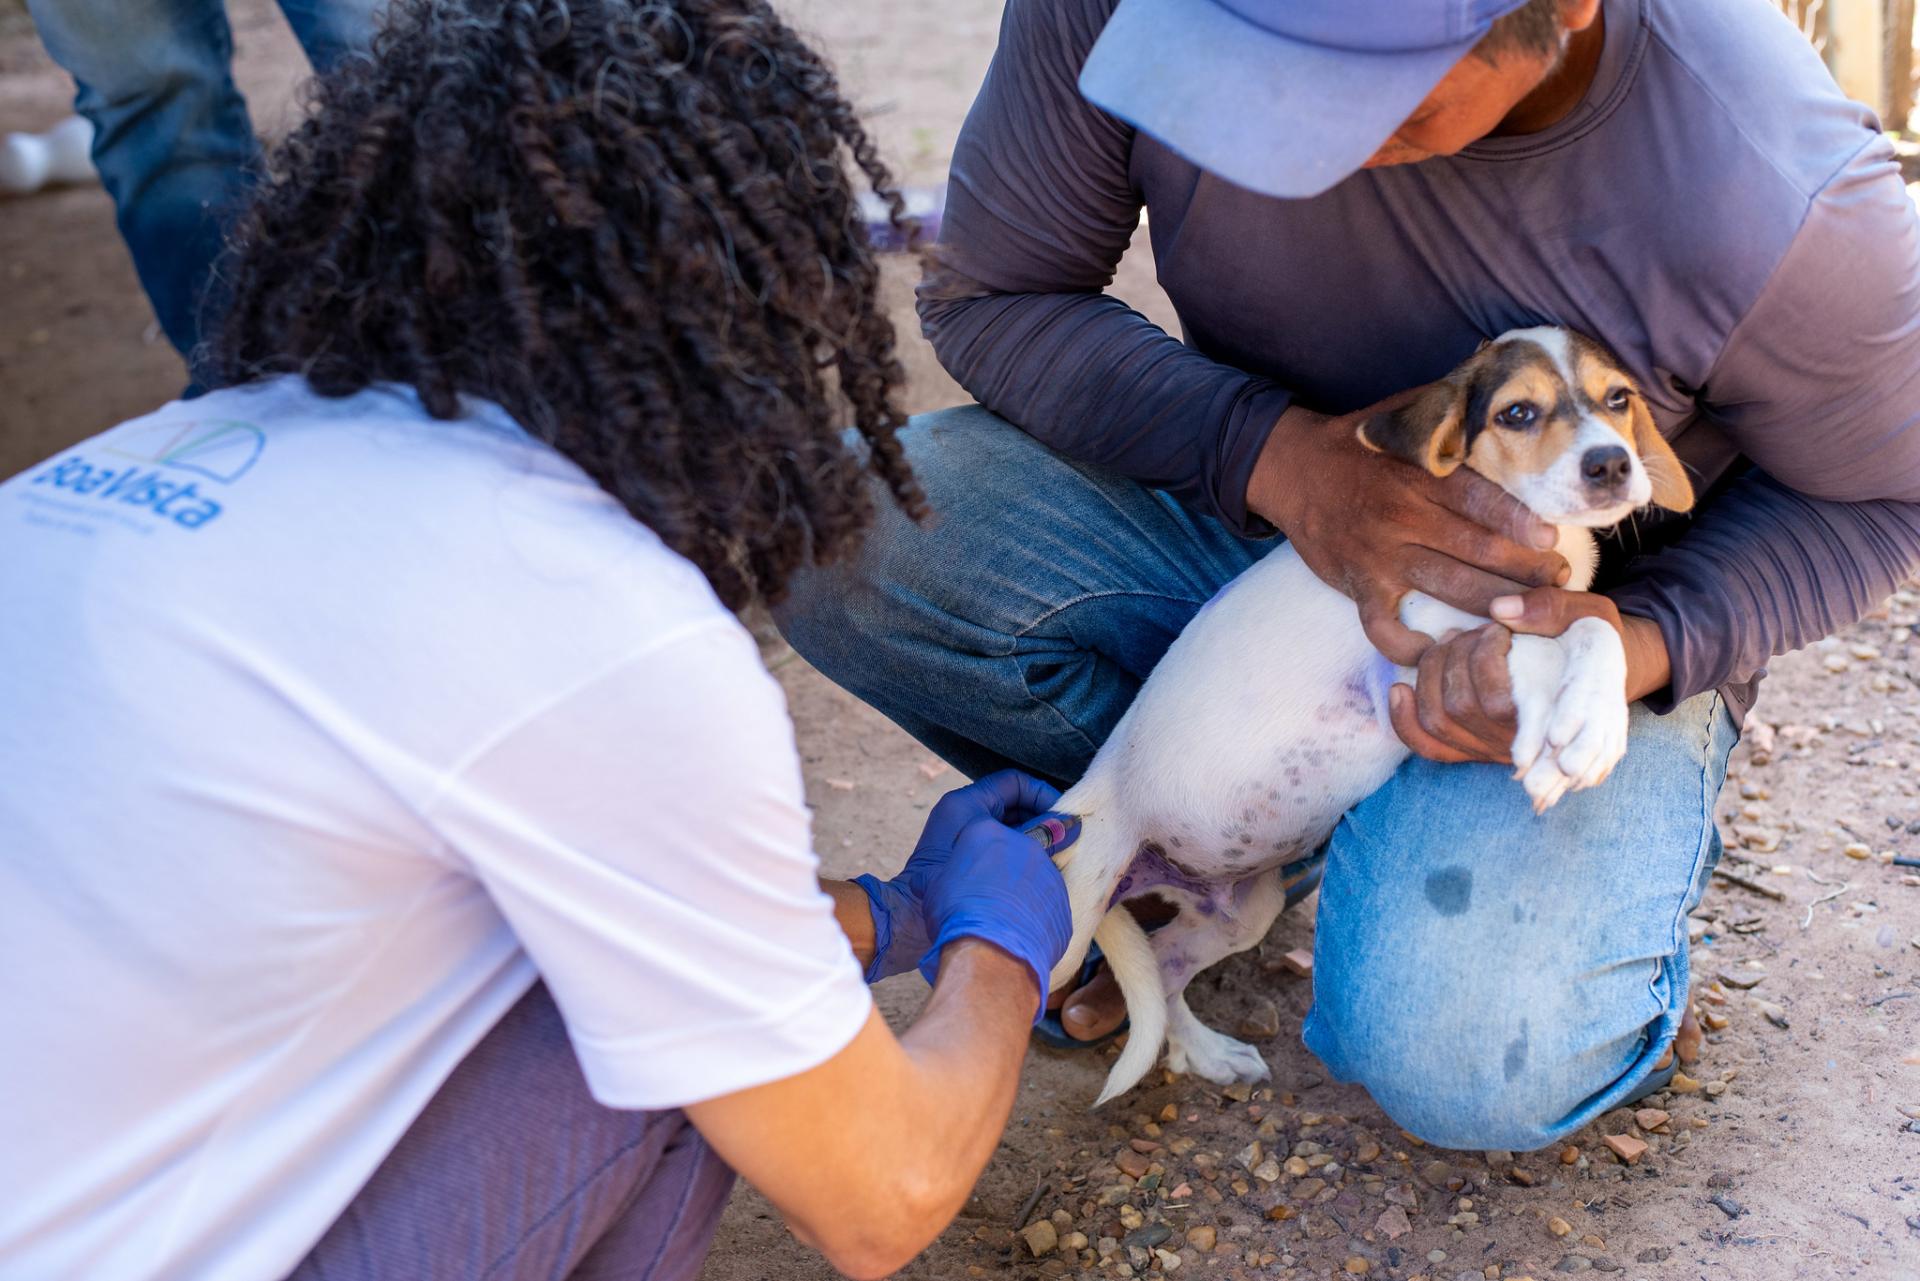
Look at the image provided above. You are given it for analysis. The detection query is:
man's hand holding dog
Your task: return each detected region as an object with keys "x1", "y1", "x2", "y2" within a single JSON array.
[
  {"x1": 1246, "y1": 394, "x2": 1569, "y2": 666},
  {"x1": 1246, "y1": 396, "x2": 1672, "y2": 765},
  {"x1": 1383, "y1": 589, "x2": 1672, "y2": 764}
]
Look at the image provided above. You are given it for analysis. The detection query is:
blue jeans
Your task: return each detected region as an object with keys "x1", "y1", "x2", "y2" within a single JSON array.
[
  {"x1": 27, "y1": 0, "x2": 381, "y2": 364},
  {"x1": 777, "y1": 406, "x2": 1738, "y2": 1152}
]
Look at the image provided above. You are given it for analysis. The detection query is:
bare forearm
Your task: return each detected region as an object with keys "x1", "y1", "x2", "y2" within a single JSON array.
[
  {"x1": 887, "y1": 940, "x2": 1036, "y2": 1195},
  {"x1": 687, "y1": 941, "x2": 1039, "y2": 1278},
  {"x1": 822, "y1": 879, "x2": 877, "y2": 970},
  {"x1": 1619, "y1": 615, "x2": 1672, "y2": 704}
]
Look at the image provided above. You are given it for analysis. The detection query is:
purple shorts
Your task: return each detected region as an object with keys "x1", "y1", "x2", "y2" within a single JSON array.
[{"x1": 289, "y1": 984, "x2": 735, "y2": 1280}]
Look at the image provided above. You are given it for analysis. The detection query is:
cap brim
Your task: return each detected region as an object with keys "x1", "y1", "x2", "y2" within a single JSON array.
[{"x1": 1078, "y1": 0, "x2": 1477, "y2": 200}]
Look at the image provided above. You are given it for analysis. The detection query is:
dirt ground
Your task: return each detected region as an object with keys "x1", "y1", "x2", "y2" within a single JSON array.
[{"x1": 4, "y1": 4, "x2": 1920, "y2": 1280}]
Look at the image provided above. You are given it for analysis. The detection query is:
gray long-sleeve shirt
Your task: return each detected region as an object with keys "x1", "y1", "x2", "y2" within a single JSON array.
[{"x1": 918, "y1": 0, "x2": 1920, "y2": 721}]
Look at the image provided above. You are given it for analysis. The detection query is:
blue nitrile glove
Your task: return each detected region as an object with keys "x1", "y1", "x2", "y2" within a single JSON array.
[{"x1": 853, "y1": 770, "x2": 1077, "y2": 1019}]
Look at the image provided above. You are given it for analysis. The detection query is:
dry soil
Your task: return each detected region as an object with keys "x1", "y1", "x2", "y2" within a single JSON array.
[{"x1": 2, "y1": 5, "x2": 1917, "y2": 1279}]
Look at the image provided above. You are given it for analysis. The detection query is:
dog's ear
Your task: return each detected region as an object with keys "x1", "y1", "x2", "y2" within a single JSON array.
[
  {"x1": 1628, "y1": 398, "x2": 1694, "y2": 512},
  {"x1": 1357, "y1": 381, "x2": 1469, "y2": 476}
]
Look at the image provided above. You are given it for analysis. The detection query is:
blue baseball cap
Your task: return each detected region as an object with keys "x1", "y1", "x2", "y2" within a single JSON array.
[{"x1": 1079, "y1": 0, "x2": 1535, "y2": 199}]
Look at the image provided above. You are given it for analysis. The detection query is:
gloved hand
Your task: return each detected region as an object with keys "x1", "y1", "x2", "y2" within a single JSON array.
[{"x1": 853, "y1": 770, "x2": 1077, "y2": 1019}]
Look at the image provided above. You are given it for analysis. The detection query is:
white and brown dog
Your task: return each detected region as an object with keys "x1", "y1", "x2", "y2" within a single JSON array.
[{"x1": 1048, "y1": 327, "x2": 1696, "y2": 1105}]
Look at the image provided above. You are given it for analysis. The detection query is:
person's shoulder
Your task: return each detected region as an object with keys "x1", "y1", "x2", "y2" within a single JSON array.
[
  {"x1": 1640, "y1": 0, "x2": 1882, "y2": 201},
  {"x1": 55, "y1": 375, "x2": 734, "y2": 663},
  {"x1": 1000, "y1": 0, "x2": 1122, "y2": 58}
]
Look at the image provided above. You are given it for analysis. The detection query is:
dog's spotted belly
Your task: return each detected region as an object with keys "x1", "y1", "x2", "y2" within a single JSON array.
[{"x1": 1108, "y1": 656, "x2": 1404, "y2": 896}]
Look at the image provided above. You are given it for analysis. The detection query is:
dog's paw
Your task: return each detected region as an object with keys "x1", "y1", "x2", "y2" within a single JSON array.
[
  {"x1": 1166, "y1": 1021, "x2": 1271, "y2": 1085},
  {"x1": 1508, "y1": 621, "x2": 1629, "y2": 813}
]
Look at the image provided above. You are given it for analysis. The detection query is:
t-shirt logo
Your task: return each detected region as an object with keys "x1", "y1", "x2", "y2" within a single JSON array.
[
  {"x1": 26, "y1": 419, "x2": 264, "y2": 531},
  {"x1": 106, "y1": 419, "x2": 265, "y2": 484}
]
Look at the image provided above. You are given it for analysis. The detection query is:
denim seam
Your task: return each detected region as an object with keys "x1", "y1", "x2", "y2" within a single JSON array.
[
  {"x1": 1008, "y1": 587, "x2": 1214, "y2": 648},
  {"x1": 476, "y1": 1128, "x2": 659, "y2": 1281},
  {"x1": 636, "y1": 1131, "x2": 716, "y2": 1280},
  {"x1": 1007, "y1": 588, "x2": 1213, "y2": 756},
  {"x1": 1644, "y1": 692, "x2": 1727, "y2": 1015}
]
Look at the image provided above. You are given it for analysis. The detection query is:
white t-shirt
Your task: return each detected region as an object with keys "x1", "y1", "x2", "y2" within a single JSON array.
[{"x1": 0, "y1": 379, "x2": 874, "y2": 1280}]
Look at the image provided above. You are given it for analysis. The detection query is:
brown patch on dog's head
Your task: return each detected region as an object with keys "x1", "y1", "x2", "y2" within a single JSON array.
[
  {"x1": 1359, "y1": 329, "x2": 1695, "y2": 518},
  {"x1": 1357, "y1": 379, "x2": 1472, "y2": 475},
  {"x1": 1357, "y1": 338, "x2": 1534, "y2": 478}
]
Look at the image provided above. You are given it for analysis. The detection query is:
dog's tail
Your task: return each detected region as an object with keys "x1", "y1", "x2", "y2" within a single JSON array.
[
  {"x1": 1048, "y1": 774, "x2": 1168, "y2": 1107},
  {"x1": 1047, "y1": 773, "x2": 1129, "y2": 993},
  {"x1": 1090, "y1": 904, "x2": 1166, "y2": 1106}
]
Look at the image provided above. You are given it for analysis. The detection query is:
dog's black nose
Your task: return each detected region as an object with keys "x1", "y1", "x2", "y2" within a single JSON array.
[{"x1": 1581, "y1": 446, "x2": 1632, "y2": 489}]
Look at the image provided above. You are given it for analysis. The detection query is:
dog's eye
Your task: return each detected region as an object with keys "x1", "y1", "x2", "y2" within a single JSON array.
[
  {"x1": 1495, "y1": 401, "x2": 1538, "y2": 429},
  {"x1": 1605, "y1": 387, "x2": 1631, "y2": 412}
]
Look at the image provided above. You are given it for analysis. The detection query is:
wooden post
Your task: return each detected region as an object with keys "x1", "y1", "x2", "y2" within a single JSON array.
[
  {"x1": 1888, "y1": 0, "x2": 1916, "y2": 131},
  {"x1": 1830, "y1": 0, "x2": 1887, "y2": 111}
]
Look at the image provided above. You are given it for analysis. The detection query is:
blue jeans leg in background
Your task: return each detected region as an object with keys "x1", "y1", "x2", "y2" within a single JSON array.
[
  {"x1": 777, "y1": 404, "x2": 1269, "y2": 788},
  {"x1": 26, "y1": 0, "x2": 381, "y2": 366},
  {"x1": 777, "y1": 405, "x2": 1740, "y2": 1150}
]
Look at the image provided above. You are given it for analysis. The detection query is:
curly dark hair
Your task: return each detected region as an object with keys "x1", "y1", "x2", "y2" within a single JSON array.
[{"x1": 205, "y1": 0, "x2": 925, "y2": 608}]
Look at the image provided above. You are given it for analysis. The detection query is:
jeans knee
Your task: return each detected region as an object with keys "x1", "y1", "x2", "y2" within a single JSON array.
[{"x1": 1307, "y1": 959, "x2": 1595, "y2": 1153}]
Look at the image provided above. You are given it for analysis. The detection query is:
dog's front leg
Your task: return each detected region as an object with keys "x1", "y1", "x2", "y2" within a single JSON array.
[{"x1": 1507, "y1": 617, "x2": 1630, "y2": 813}]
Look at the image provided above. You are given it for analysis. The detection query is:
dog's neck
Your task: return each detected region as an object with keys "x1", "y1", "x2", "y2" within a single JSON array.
[{"x1": 1552, "y1": 525, "x2": 1600, "y2": 593}]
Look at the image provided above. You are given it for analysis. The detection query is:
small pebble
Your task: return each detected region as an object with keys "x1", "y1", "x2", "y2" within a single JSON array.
[
  {"x1": 1634, "y1": 1108, "x2": 1670, "y2": 1132},
  {"x1": 1123, "y1": 1224, "x2": 1170, "y2": 1251},
  {"x1": 1603, "y1": 1134, "x2": 1648, "y2": 1165},
  {"x1": 1548, "y1": 1216, "x2": 1573, "y2": 1237},
  {"x1": 1186, "y1": 1225, "x2": 1216, "y2": 1253},
  {"x1": 1020, "y1": 1220, "x2": 1058, "y2": 1258},
  {"x1": 1560, "y1": 1145, "x2": 1581, "y2": 1165},
  {"x1": 1344, "y1": 1257, "x2": 1371, "y2": 1275},
  {"x1": 1238, "y1": 998, "x2": 1282, "y2": 1040}
]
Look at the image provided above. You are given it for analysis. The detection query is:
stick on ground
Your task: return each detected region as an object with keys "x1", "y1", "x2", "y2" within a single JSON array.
[{"x1": 1711, "y1": 866, "x2": 1789, "y2": 902}]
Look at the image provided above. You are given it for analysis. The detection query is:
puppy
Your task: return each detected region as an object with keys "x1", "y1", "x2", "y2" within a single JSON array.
[{"x1": 1048, "y1": 327, "x2": 1696, "y2": 1105}]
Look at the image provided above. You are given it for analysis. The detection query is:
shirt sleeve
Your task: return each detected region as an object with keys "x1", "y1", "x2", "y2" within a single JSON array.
[
  {"x1": 916, "y1": 0, "x2": 1294, "y2": 534},
  {"x1": 1608, "y1": 140, "x2": 1920, "y2": 710},
  {"x1": 420, "y1": 619, "x2": 873, "y2": 1110}
]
